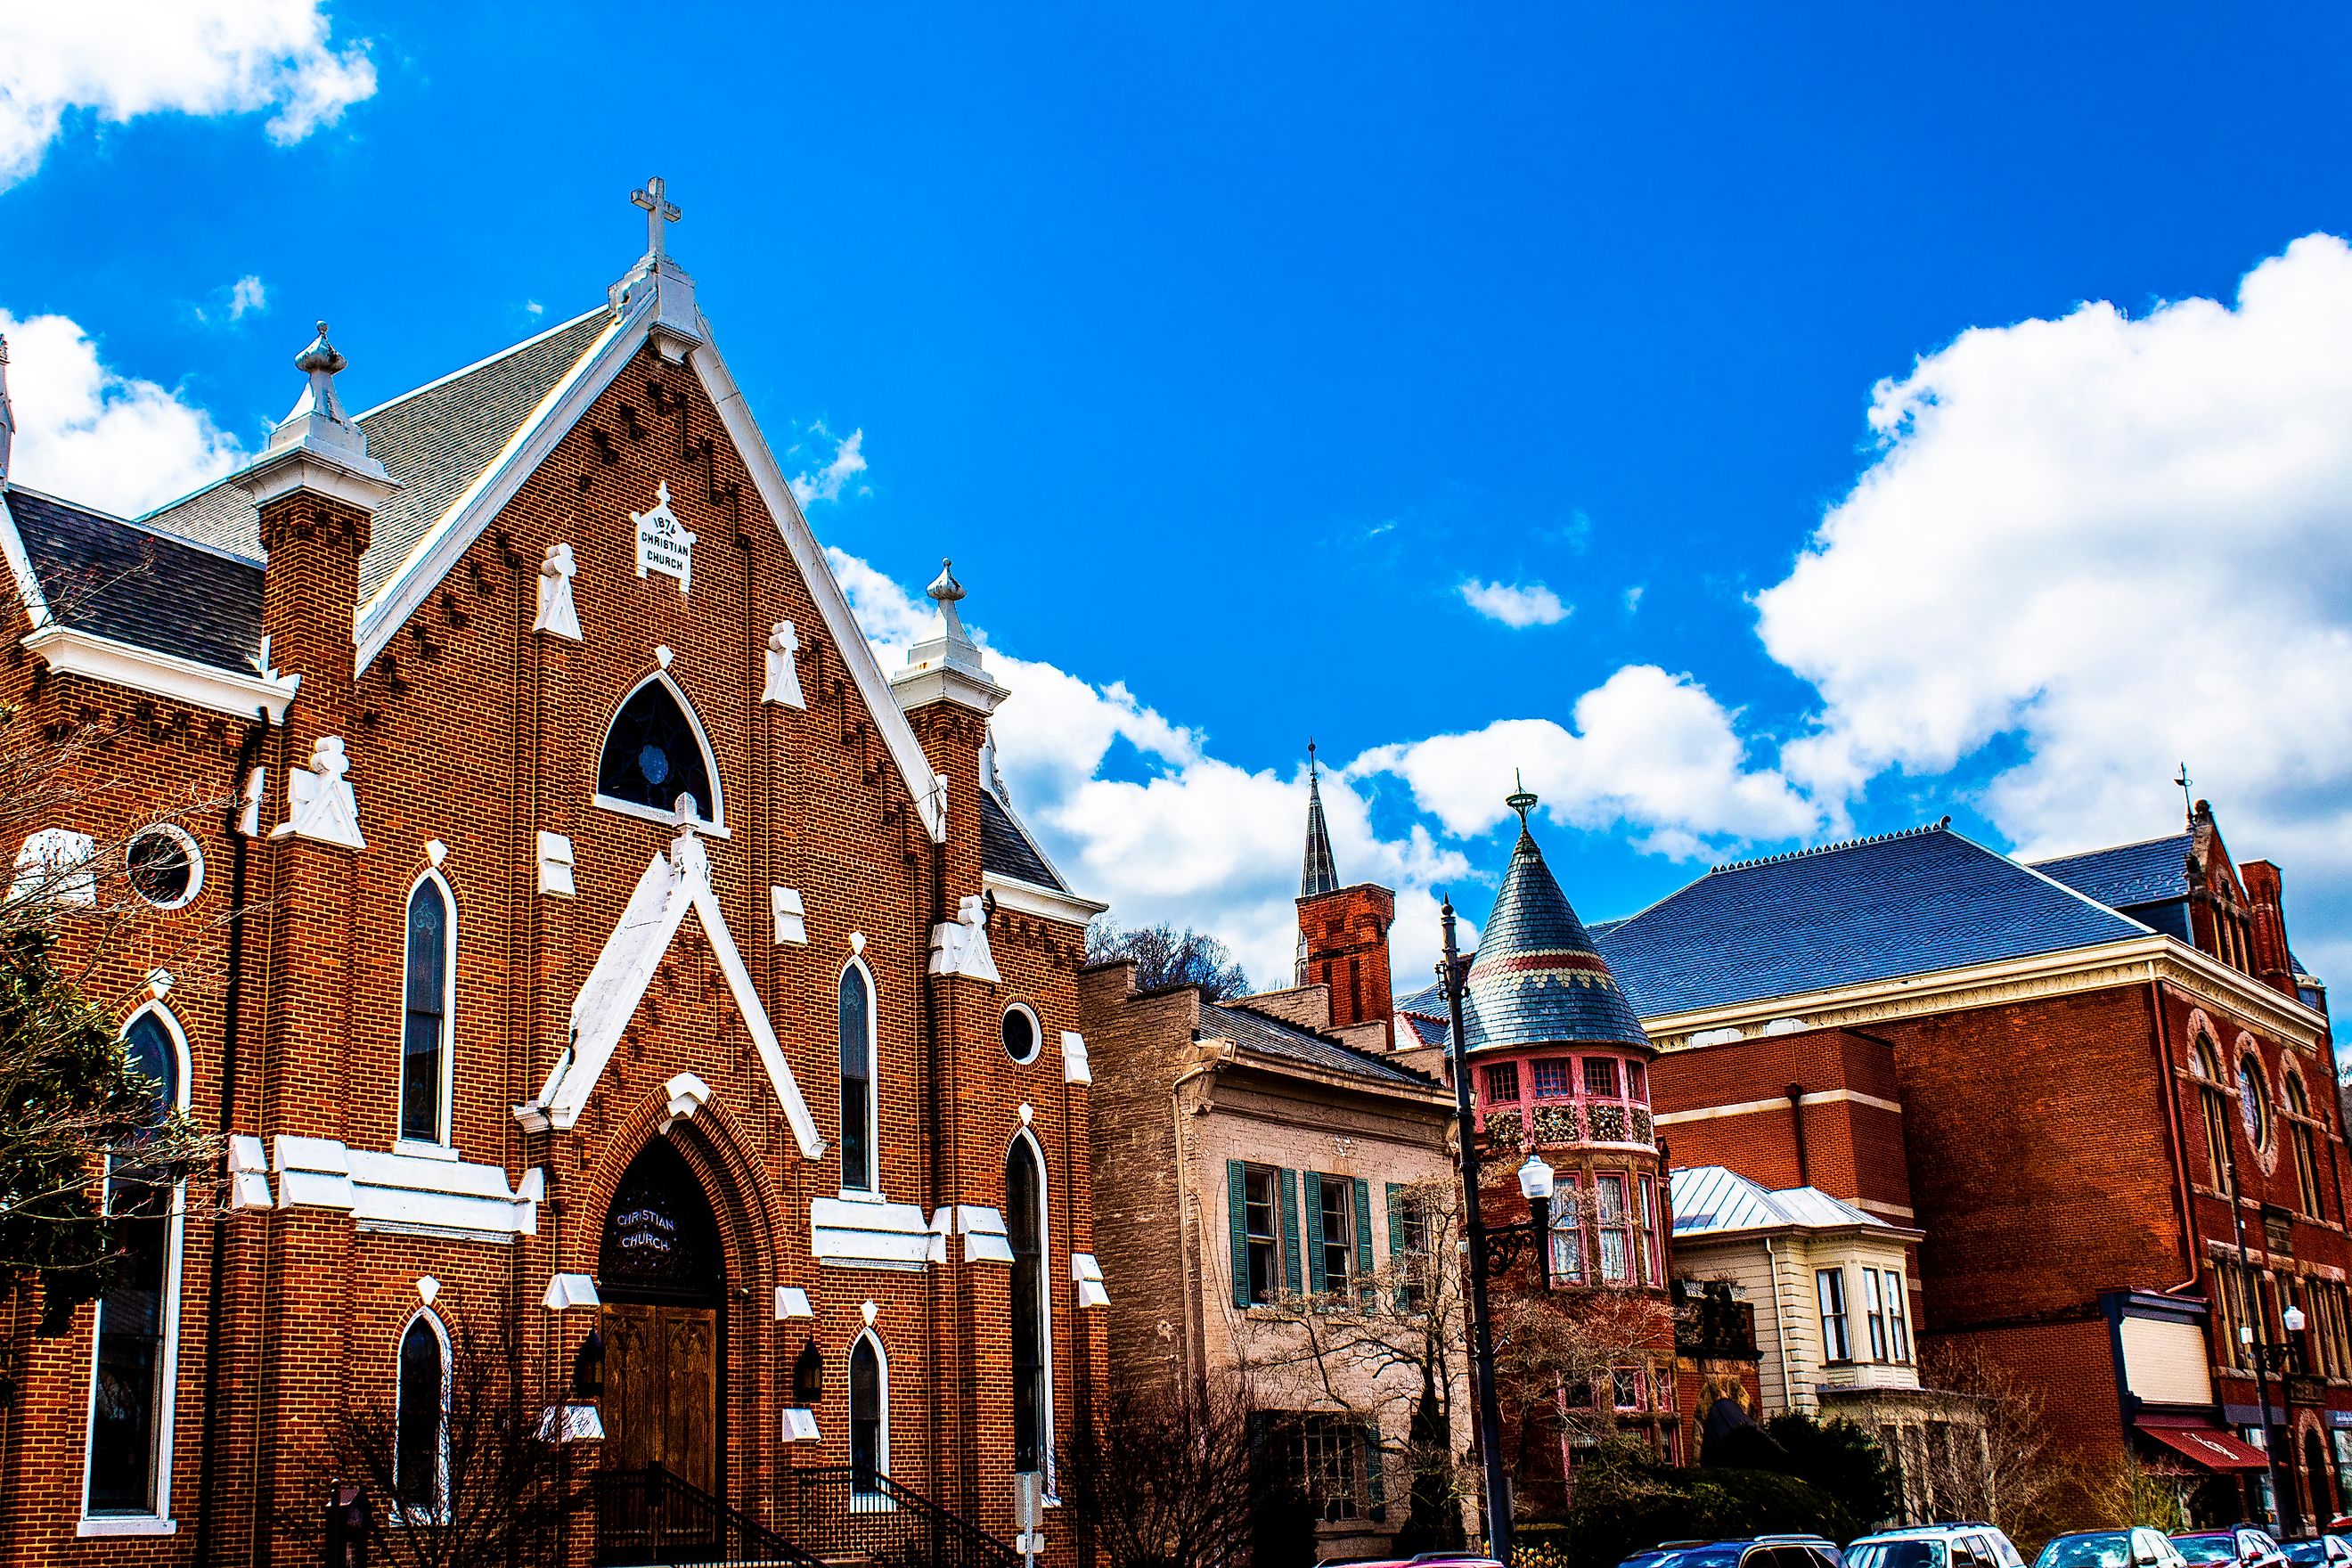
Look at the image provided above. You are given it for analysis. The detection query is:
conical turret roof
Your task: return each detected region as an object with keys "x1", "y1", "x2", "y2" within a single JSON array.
[
  {"x1": 1301, "y1": 743, "x2": 1338, "y2": 898},
  {"x1": 1460, "y1": 794, "x2": 1650, "y2": 1055}
]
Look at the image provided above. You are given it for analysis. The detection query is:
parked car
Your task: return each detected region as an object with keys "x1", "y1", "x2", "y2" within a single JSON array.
[
  {"x1": 1317, "y1": 1556, "x2": 1507, "y2": 1568},
  {"x1": 1616, "y1": 1537, "x2": 1841, "y2": 1568},
  {"x1": 2278, "y1": 1541, "x2": 2352, "y2": 1568},
  {"x1": 2171, "y1": 1531, "x2": 2287, "y2": 1568},
  {"x1": 1850, "y1": 1524, "x2": 2027, "y2": 1568},
  {"x1": 2036, "y1": 1531, "x2": 2190, "y2": 1568}
]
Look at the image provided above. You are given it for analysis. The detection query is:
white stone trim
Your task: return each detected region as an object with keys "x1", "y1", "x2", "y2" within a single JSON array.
[
  {"x1": 813, "y1": 1196, "x2": 933, "y2": 1270},
  {"x1": 269, "y1": 1137, "x2": 540, "y2": 1237},
  {"x1": 535, "y1": 837, "x2": 821, "y2": 1157},
  {"x1": 0, "y1": 488, "x2": 55, "y2": 628},
  {"x1": 23, "y1": 624, "x2": 298, "y2": 724},
  {"x1": 773, "y1": 1286, "x2": 813, "y2": 1319},
  {"x1": 543, "y1": 1273, "x2": 600, "y2": 1311},
  {"x1": 535, "y1": 831, "x2": 576, "y2": 898},
  {"x1": 1059, "y1": 1030, "x2": 1091, "y2": 1087},
  {"x1": 1654, "y1": 1088, "x2": 1905, "y2": 1126},
  {"x1": 1071, "y1": 1253, "x2": 1109, "y2": 1310},
  {"x1": 940, "y1": 1203, "x2": 1015, "y2": 1265},
  {"x1": 781, "y1": 1408, "x2": 821, "y2": 1442},
  {"x1": 771, "y1": 886, "x2": 807, "y2": 945},
  {"x1": 984, "y1": 871, "x2": 1108, "y2": 927},
  {"x1": 1001, "y1": 1002, "x2": 1041, "y2": 1066}
]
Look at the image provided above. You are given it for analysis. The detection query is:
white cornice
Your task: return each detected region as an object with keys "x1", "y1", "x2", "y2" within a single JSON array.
[
  {"x1": 1644, "y1": 933, "x2": 2330, "y2": 1052},
  {"x1": 24, "y1": 625, "x2": 296, "y2": 723},
  {"x1": 985, "y1": 871, "x2": 1108, "y2": 927}
]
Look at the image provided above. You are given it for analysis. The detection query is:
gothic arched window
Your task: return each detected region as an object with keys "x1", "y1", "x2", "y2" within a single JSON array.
[
  {"x1": 401, "y1": 874, "x2": 454, "y2": 1146},
  {"x1": 2194, "y1": 1037, "x2": 2232, "y2": 1191},
  {"x1": 395, "y1": 1315, "x2": 448, "y2": 1518},
  {"x1": 82, "y1": 1006, "x2": 188, "y2": 1523},
  {"x1": 849, "y1": 1334, "x2": 887, "y2": 1494},
  {"x1": 2288, "y1": 1072, "x2": 2323, "y2": 1215},
  {"x1": 597, "y1": 676, "x2": 720, "y2": 827},
  {"x1": 840, "y1": 962, "x2": 877, "y2": 1194},
  {"x1": 1007, "y1": 1136, "x2": 1049, "y2": 1474}
]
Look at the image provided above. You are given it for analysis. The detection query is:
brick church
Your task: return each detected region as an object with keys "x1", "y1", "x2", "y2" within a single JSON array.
[{"x1": 0, "y1": 182, "x2": 1109, "y2": 1564}]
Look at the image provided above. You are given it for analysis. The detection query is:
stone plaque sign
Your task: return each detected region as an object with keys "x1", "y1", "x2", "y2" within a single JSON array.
[{"x1": 633, "y1": 480, "x2": 696, "y2": 593}]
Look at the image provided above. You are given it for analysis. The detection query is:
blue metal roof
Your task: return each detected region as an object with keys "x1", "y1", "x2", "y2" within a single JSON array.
[
  {"x1": 1459, "y1": 824, "x2": 1651, "y2": 1054},
  {"x1": 1595, "y1": 821, "x2": 2148, "y2": 1017},
  {"x1": 2029, "y1": 834, "x2": 2194, "y2": 911}
]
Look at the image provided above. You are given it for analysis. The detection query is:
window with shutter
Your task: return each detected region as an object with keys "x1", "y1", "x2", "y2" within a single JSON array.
[
  {"x1": 1278, "y1": 1169, "x2": 1304, "y2": 1295},
  {"x1": 1228, "y1": 1161, "x2": 1251, "y2": 1309},
  {"x1": 1352, "y1": 1179, "x2": 1375, "y2": 1303}
]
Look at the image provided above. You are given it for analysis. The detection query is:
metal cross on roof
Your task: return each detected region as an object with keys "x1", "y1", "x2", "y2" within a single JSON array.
[
  {"x1": 2174, "y1": 762, "x2": 2193, "y2": 820},
  {"x1": 631, "y1": 176, "x2": 682, "y2": 264}
]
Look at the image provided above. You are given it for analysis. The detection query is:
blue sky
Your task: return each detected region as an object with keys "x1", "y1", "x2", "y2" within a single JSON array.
[{"x1": 4, "y1": 4, "x2": 2351, "y2": 1019}]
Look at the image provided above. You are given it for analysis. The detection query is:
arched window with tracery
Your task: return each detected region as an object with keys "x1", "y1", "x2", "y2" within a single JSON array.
[
  {"x1": 2287, "y1": 1072, "x2": 2323, "y2": 1215},
  {"x1": 395, "y1": 1313, "x2": 449, "y2": 1519},
  {"x1": 401, "y1": 872, "x2": 454, "y2": 1146},
  {"x1": 2238, "y1": 1050, "x2": 2274, "y2": 1156},
  {"x1": 839, "y1": 962, "x2": 877, "y2": 1194},
  {"x1": 1007, "y1": 1135, "x2": 1050, "y2": 1475},
  {"x1": 82, "y1": 1005, "x2": 188, "y2": 1525},
  {"x1": 597, "y1": 675, "x2": 721, "y2": 827},
  {"x1": 2194, "y1": 1037, "x2": 2232, "y2": 1191}
]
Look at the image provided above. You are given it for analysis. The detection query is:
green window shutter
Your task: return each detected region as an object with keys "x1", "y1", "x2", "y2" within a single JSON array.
[
  {"x1": 1386, "y1": 1182, "x2": 1408, "y2": 1311},
  {"x1": 1363, "y1": 1423, "x2": 1388, "y2": 1524},
  {"x1": 1304, "y1": 1173, "x2": 1327, "y2": 1296},
  {"x1": 1228, "y1": 1160, "x2": 1252, "y2": 1309},
  {"x1": 1353, "y1": 1179, "x2": 1376, "y2": 1303},
  {"x1": 1278, "y1": 1168, "x2": 1304, "y2": 1297}
]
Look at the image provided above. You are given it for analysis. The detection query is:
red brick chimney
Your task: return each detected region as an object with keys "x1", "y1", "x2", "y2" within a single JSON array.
[
  {"x1": 2242, "y1": 860, "x2": 2299, "y2": 999},
  {"x1": 1298, "y1": 882, "x2": 1395, "y2": 1030}
]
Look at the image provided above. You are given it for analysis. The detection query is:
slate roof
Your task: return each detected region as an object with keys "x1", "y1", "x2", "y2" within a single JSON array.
[
  {"x1": 1459, "y1": 821, "x2": 1650, "y2": 1054},
  {"x1": 1201, "y1": 1000, "x2": 1437, "y2": 1090},
  {"x1": 2029, "y1": 834, "x2": 2195, "y2": 911},
  {"x1": 4, "y1": 487, "x2": 264, "y2": 673},
  {"x1": 143, "y1": 308, "x2": 614, "y2": 607},
  {"x1": 1597, "y1": 821, "x2": 2148, "y2": 1017},
  {"x1": 1669, "y1": 1165, "x2": 1896, "y2": 1237},
  {"x1": 978, "y1": 788, "x2": 1066, "y2": 892}
]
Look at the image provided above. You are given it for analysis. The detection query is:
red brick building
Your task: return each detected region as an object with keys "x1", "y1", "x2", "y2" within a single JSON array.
[
  {"x1": 0, "y1": 185, "x2": 1107, "y2": 1564},
  {"x1": 1594, "y1": 809, "x2": 2342, "y2": 1528}
]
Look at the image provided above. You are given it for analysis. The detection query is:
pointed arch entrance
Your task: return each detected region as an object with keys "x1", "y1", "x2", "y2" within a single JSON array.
[{"x1": 600, "y1": 1139, "x2": 724, "y2": 1493}]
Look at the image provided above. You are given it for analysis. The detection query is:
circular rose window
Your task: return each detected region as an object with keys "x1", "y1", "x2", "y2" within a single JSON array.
[{"x1": 127, "y1": 825, "x2": 203, "y2": 910}]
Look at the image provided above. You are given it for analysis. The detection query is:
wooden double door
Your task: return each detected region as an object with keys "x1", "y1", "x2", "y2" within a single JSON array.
[{"x1": 601, "y1": 1301, "x2": 719, "y2": 1493}]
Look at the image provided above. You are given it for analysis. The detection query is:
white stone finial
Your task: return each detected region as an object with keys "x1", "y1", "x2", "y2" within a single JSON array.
[
  {"x1": 892, "y1": 556, "x2": 1006, "y2": 715},
  {"x1": 295, "y1": 321, "x2": 348, "y2": 424},
  {"x1": 632, "y1": 176, "x2": 682, "y2": 264},
  {"x1": 763, "y1": 621, "x2": 805, "y2": 707},
  {"x1": 534, "y1": 543, "x2": 582, "y2": 641},
  {"x1": 929, "y1": 892, "x2": 1002, "y2": 984},
  {"x1": 273, "y1": 735, "x2": 364, "y2": 849}
]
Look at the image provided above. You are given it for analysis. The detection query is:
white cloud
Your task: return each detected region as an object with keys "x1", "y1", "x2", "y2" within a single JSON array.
[
  {"x1": 789, "y1": 422, "x2": 867, "y2": 505},
  {"x1": 0, "y1": 308, "x2": 246, "y2": 514},
  {"x1": 0, "y1": 2, "x2": 376, "y2": 189},
  {"x1": 1622, "y1": 584, "x2": 1645, "y2": 616},
  {"x1": 228, "y1": 274, "x2": 266, "y2": 320},
  {"x1": 1353, "y1": 666, "x2": 1818, "y2": 860},
  {"x1": 524, "y1": 300, "x2": 545, "y2": 318},
  {"x1": 1756, "y1": 233, "x2": 2352, "y2": 980},
  {"x1": 1459, "y1": 577, "x2": 1569, "y2": 628}
]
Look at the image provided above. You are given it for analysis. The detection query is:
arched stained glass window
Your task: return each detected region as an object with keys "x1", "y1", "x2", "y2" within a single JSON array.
[
  {"x1": 395, "y1": 1317, "x2": 446, "y2": 1516},
  {"x1": 598, "y1": 678, "x2": 718, "y2": 823},
  {"x1": 402, "y1": 877, "x2": 453, "y2": 1145},
  {"x1": 1007, "y1": 1138, "x2": 1048, "y2": 1474},
  {"x1": 84, "y1": 1009, "x2": 184, "y2": 1519},
  {"x1": 840, "y1": 964, "x2": 875, "y2": 1194},
  {"x1": 2239, "y1": 1053, "x2": 2273, "y2": 1153}
]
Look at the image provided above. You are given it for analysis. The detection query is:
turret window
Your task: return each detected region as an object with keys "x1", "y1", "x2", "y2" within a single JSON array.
[
  {"x1": 1595, "y1": 1173, "x2": 1630, "y2": 1283},
  {"x1": 1531, "y1": 1058, "x2": 1571, "y2": 1098},
  {"x1": 1481, "y1": 1063, "x2": 1520, "y2": 1103},
  {"x1": 1582, "y1": 1058, "x2": 1619, "y2": 1097}
]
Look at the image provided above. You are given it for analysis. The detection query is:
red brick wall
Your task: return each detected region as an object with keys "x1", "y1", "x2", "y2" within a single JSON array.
[{"x1": 1298, "y1": 883, "x2": 1396, "y2": 1030}]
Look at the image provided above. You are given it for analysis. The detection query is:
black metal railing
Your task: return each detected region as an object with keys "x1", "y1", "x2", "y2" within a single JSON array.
[
  {"x1": 591, "y1": 1462, "x2": 821, "y2": 1567},
  {"x1": 788, "y1": 1466, "x2": 1022, "y2": 1568}
]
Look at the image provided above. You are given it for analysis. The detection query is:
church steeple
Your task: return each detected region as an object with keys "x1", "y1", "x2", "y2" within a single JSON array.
[{"x1": 1301, "y1": 740, "x2": 1339, "y2": 898}]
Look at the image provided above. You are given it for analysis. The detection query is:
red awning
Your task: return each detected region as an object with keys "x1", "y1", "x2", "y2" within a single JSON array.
[{"x1": 2136, "y1": 1417, "x2": 2268, "y2": 1471}]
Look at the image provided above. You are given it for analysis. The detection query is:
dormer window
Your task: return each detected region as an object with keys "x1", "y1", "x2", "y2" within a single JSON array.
[{"x1": 597, "y1": 675, "x2": 721, "y2": 828}]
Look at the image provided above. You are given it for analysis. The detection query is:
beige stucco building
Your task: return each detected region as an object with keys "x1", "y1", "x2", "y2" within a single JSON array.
[{"x1": 1080, "y1": 958, "x2": 1471, "y2": 1559}]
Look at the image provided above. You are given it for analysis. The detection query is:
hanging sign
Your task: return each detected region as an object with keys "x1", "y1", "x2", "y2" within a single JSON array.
[{"x1": 633, "y1": 480, "x2": 697, "y2": 594}]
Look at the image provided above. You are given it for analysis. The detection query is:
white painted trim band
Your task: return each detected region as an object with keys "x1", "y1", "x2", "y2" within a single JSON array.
[{"x1": 1654, "y1": 1088, "x2": 1905, "y2": 1126}]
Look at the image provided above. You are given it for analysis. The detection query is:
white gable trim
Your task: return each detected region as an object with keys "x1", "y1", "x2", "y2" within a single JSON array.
[
  {"x1": 354, "y1": 307, "x2": 635, "y2": 666},
  {"x1": 693, "y1": 323, "x2": 944, "y2": 840},
  {"x1": 535, "y1": 835, "x2": 822, "y2": 1156},
  {"x1": 0, "y1": 491, "x2": 53, "y2": 629}
]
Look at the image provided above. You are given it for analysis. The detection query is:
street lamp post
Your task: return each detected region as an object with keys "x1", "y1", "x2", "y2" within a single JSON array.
[
  {"x1": 2222, "y1": 1131, "x2": 2291, "y2": 1531},
  {"x1": 1439, "y1": 899, "x2": 1564, "y2": 1562}
]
